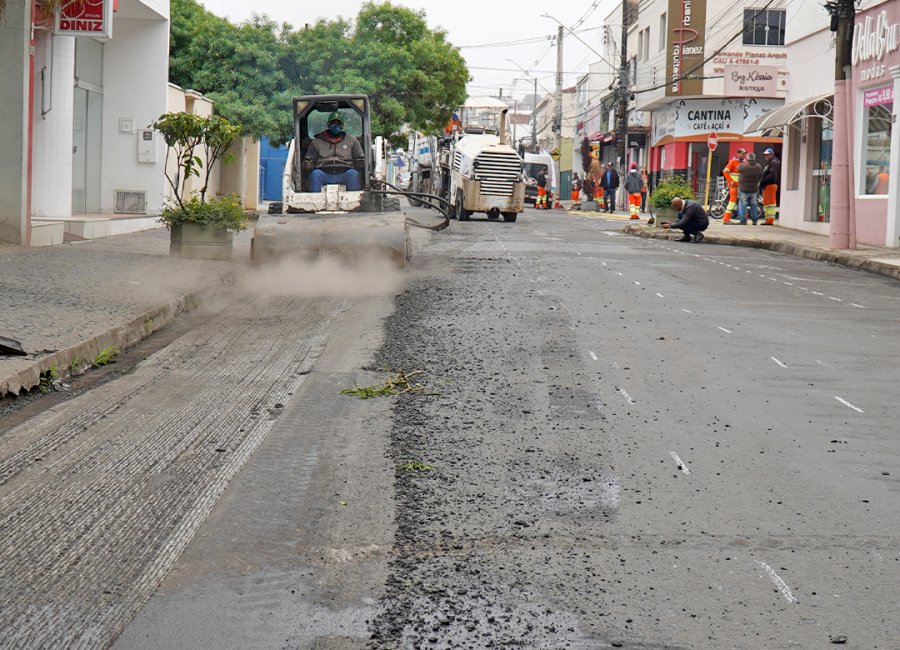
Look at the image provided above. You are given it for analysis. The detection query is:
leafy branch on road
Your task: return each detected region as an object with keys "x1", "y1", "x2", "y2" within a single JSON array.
[
  {"x1": 340, "y1": 369, "x2": 440, "y2": 399},
  {"x1": 400, "y1": 460, "x2": 435, "y2": 472},
  {"x1": 92, "y1": 346, "x2": 119, "y2": 368}
]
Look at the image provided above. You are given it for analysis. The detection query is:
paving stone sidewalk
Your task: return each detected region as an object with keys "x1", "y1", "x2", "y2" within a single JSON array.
[{"x1": 1, "y1": 228, "x2": 252, "y2": 396}]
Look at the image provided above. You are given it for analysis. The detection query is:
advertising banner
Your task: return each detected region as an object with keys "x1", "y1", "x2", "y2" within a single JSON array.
[
  {"x1": 55, "y1": 0, "x2": 113, "y2": 39},
  {"x1": 723, "y1": 65, "x2": 779, "y2": 97},
  {"x1": 863, "y1": 85, "x2": 893, "y2": 108},
  {"x1": 666, "y1": 0, "x2": 707, "y2": 97},
  {"x1": 651, "y1": 98, "x2": 783, "y2": 147}
]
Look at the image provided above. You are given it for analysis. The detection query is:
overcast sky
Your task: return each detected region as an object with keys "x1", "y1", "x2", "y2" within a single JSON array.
[{"x1": 197, "y1": 0, "x2": 619, "y2": 101}]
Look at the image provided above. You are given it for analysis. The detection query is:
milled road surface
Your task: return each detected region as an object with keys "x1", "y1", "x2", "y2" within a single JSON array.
[{"x1": 3, "y1": 208, "x2": 900, "y2": 649}]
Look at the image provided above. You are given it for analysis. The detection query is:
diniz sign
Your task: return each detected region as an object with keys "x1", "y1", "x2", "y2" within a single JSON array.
[
  {"x1": 666, "y1": 0, "x2": 707, "y2": 97},
  {"x1": 852, "y1": 10, "x2": 900, "y2": 81},
  {"x1": 55, "y1": 0, "x2": 113, "y2": 39}
]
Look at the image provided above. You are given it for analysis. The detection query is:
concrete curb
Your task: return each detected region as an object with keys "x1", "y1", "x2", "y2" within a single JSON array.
[
  {"x1": 1, "y1": 282, "x2": 226, "y2": 397},
  {"x1": 623, "y1": 225, "x2": 900, "y2": 282}
]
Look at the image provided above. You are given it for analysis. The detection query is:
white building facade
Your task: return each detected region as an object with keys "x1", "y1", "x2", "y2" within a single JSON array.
[{"x1": 1, "y1": 0, "x2": 170, "y2": 245}]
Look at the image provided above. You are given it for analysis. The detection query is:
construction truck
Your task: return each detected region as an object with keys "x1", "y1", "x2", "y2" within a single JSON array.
[
  {"x1": 410, "y1": 98, "x2": 525, "y2": 222},
  {"x1": 253, "y1": 94, "x2": 447, "y2": 266}
]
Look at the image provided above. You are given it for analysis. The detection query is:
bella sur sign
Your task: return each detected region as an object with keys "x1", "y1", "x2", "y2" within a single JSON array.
[{"x1": 852, "y1": 9, "x2": 900, "y2": 81}]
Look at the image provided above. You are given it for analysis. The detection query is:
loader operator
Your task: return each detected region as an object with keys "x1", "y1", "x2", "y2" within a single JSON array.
[{"x1": 304, "y1": 111, "x2": 365, "y2": 192}]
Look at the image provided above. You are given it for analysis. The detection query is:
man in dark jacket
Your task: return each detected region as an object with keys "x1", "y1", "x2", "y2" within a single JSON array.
[
  {"x1": 666, "y1": 197, "x2": 709, "y2": 242},
  {"x1": 760, "y1": 148, "x2": 781, "y2": 225},
  {"x1": 304, "y1": 111, "x2": 365, "y2": 192},
  {"x1": 734, "y1": 152, "x2": 763, "y2": 224},
  {"x1": 600, "y1": 163, "x2": 619, "y2": 213}
]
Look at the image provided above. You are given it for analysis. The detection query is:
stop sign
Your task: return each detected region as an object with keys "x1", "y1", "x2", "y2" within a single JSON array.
[{"x1": 708, "y1": 132, "x2": 718, "y2": 151}]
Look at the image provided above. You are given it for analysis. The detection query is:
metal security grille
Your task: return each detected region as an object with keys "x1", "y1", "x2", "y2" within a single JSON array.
[
  {"x1": 453, "y1": 150, "x2": 463, "y2": 172},
  {"x1": 473, "y1": 152, "x2": 521, "y2": 196},
  {"x1": 114, "y1": 190, "x2": 147, "y2": 214}
]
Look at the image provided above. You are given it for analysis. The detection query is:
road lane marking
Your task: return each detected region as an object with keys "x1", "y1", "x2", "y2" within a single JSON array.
[
  {"x1": 829, "y1": 296, "x2": 842, "y2": 302},
  {"x1": 756, "y1": 560, "x2": 796, "y2": 603},
  {"x1": 770, "y1": 357, "x2": 787, "y2": 368},
  {"x1": 816, "y1": 360, "x2": 836, "y2": 369},
  {"x1": 682, "y1": 308, "x2": 692, "y2": 314},
  {"x1": 589, "y1": 351, "x2": 598, "y2": 361},
  {"x1": 669, "y1": 451, "x2": 691, "y2": 474},
  {"x1": 617, "y1": 272, "x2": 624, "y2": 276},
  {"x1": 851, "y1": 303, "x2": 866, "y2": 309},
  {"x1": 718, "y1": 326, "x2": 732, "y2": 334},
  {"x1": 834, "y1": 396, "x2": 864, "y2": 413},
  {"x1": 634, "y1": 281, "x2": 641, "y2": 286},
  {"x1": 619, "y1": 389, "x2": 635, "y2": 404},
  {"x1": 812, "y1": 291, "x2": 824, "y2": 296},
  {"x1": 656, "y1": 293, "x2": 664, "y2": 298},
  {"x1": 783, "y1": 282, "x2": 793, "y2": 286}
]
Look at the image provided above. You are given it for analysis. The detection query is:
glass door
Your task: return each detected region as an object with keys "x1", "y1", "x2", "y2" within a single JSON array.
[
  {"x1": 72, "y1": 87, "x2": 87, "y2": 213},
  {"x1": 810, "y1": 121, "x2": 833, "y2": 223}
]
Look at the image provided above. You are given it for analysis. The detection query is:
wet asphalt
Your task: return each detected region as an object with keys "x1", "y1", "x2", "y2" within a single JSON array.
[{"x1": 14, "y1": 207, "x2": 898, "y2": 648}]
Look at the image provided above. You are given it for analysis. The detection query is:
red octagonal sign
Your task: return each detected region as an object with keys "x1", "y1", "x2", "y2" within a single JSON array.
[{"x1": 708, "y1": 132, "x2": 718, "y2": 152}]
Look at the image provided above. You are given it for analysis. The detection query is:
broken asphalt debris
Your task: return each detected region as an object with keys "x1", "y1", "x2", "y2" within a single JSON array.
[{"x1": 400, "y1": 460, "x2": 435, "y2": 472}]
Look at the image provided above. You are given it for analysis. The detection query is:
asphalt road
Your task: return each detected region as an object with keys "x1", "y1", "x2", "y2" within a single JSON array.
[{"x1": 3, "y1": 207, "x2": 899, "y2": 649}]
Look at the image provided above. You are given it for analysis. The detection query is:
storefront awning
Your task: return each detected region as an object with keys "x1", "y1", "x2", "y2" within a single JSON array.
[{"x1": 744, "y1": 93, "x2": 833, "y2": 134}]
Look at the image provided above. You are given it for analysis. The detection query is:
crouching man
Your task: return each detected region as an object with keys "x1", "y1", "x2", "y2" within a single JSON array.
[{"x1": 664, "y1": 197, "x2": 709, "y2": 243}]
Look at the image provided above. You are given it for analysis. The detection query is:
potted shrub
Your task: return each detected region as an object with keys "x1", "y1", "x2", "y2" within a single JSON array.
[
  {"x1": 151, "y1": 112, "x2": 246, "y2": 260},
  {"x1": 650, "y1": 176, "x2": 696, "y2": 224}
]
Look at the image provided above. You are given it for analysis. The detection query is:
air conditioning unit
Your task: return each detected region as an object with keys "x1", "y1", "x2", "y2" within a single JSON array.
[{"x1": 114, "y1": 190, "x2": 147, "y2": 214}]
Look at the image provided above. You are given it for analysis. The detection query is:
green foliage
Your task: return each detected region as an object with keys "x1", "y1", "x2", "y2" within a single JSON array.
[
  {"x1": 68, "y1": 357, "x2": 81, "y2": 375},
  {"x1": 39, "y1": 367, "x2": 59, "y2": 394},
  {"x1": 92, "y1": 346, "x2": 120, "y2": 368},
  {"x1": 400, "y1": 460, "x2": 435, "y2": 472},
  {"x1": 150, "y1": 112, "x2": 240, "y2": 206},
  {"x1": 160, "y1": 195, "x2": 248, "y2": 231},
  {"x1": 650, "y1": 176, "x2": 696, "y2": 209},
  {"x1": 169, "y1": 0, "x2": 468, "y2": 144}
]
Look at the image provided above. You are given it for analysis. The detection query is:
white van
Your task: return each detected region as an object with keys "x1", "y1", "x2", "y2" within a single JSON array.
[{"x1": 522, "y1": 152, "x2": 556, "y2": 206}]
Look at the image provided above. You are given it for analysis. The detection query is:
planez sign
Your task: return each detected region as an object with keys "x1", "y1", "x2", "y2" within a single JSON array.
[
  {"x1": 666, "y1": 0, "x2": 708, "y2": 97},
  {"x1": 55, "y1": 0, "x2": 113, "y2": 39}
]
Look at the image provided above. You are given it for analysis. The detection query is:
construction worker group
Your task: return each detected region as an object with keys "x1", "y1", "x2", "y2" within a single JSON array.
[{"x1": 722, "y1": 147, "x2": 780, "y2": 225}]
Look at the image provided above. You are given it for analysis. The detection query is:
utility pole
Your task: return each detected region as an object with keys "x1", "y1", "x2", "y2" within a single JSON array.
[
  {"x1": 617, "y1": 0, "x2": 630, "y2": 175},
  {"x1": 555, "y1": 25, "x2": 563, "y2": 157},
  {"x1": 826, "y1": 0, "x2": 857, "y2": 249},
  {"x1": 532, "y1": 77, "x2": 538, "y2": 152}
]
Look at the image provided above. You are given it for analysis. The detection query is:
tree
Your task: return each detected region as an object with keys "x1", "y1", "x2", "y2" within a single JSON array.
[{"x1": 169, "y1": 0, "x2": 469, "y2": 144}]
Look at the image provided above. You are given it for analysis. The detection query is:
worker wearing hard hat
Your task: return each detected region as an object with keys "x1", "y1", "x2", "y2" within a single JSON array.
[
  {"x1": 304, "y1": 111, "x2": 365, "y2": 192},
  {"x1": 722, "y1": 148, "x2": 746, "y2": 224}
]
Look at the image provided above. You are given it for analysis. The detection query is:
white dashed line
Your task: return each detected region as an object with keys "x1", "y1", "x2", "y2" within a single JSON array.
[
  {"x1": 756, "y1": 560, "x2": 796, "y2": 604},
  {"x1": 718, "y1": 326, "x2": 732, "y2": 334},
  {"x1": 634, "y1": 281, "x2": 641, "y2": 286},
  {"x1": 617, "y1": 272, "x2": 624, "y2": 276},
  {"x1": 834, "y1": 396, "x2": 864, "y2": 413},
  {"x1": 656, "y1": 293, "x2": 664, "y2": 298},
  {"x1": 783, "y1": 282, "x2": 793, "y2": 286},
  {"x1": 829, "y1": 296, "x2": 842, "y2": 302},
  {"x1": 619, "y1": 389, "x2": 635, "y2": 404},
  {"x1": 681, "y1": 308, "x2": 692, "y2": 314},
  {"x1": 589, "y1": 351, "x2": 598, "y2": 361},
  {"x1": 817, "y1": 360, "x2": 836, "y2": 369},
  {"x1": 669, "y1": 451, "x2": 691, "y2": 474},
  {"x1": 770, "y1": 356, "x2": 787, "y2": 368},
  {"x1": 811, "y1": 291, "x2": 824, "y2": 296},
  {"x1": 851, "y1": 303, "x2": 866, "y2": 309}
]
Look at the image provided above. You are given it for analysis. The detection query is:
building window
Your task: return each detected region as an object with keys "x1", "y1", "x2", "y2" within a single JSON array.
[
  {"x1": 659, "y1": 13, "x2": 666, "y2": 51},
  {"x1": 743, "y1": 9, "x2": 786, "y2": 46},
  {"x1": 643, "y1": 27, "x2": 650, "y2": 61},
  {"x1": 638, "y1": 29, "x2": 644, "y2": 63},
  {"x1": 861, "y1": 86, "x2": 892, "y2": 196}
]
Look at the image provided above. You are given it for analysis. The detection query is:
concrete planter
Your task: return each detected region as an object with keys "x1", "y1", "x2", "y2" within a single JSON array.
[
  {"x1": 652, "y1": 207, "x2": 678, "y2": 226},
  {"x1": 169, "y1": 223, "x2": 233, "y2": 260}
]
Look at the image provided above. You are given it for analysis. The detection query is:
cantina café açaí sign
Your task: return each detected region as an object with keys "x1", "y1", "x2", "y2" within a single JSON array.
[{"x1": 853, "y1": 10, "x2": 900, "y2": 81}]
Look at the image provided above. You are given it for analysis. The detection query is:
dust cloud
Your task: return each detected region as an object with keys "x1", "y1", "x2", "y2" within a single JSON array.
[{"x1": 237, "y1": 255, "x2": 407, "y2": 299}]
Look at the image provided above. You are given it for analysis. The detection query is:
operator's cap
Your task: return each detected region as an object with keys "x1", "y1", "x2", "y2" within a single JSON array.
[
  {"x1": 606, "y1": 162, "x2": 612, "y2": 167},
  {"x1": 630, "y1": 162, "x2": 638, "y2": 170},
  {"x1": 764, "y1": 147, "x2": 774, "y2": 155},
  {"x1": 327, "y1": 111, "x2": 343, "y2": 124}
]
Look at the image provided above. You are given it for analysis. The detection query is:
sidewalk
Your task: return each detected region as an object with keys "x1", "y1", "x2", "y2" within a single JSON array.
[{"x1": 1, "y1": 228, "x2": 252, "y2": 396}]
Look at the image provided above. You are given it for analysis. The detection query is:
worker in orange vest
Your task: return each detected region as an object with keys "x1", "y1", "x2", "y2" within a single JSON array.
[
  {"x1": 760, "y1": 148, "x2": 781, "y2": 225},
  {"x1": 722, "y1": 148, "x2": 746, "y2": 224}
]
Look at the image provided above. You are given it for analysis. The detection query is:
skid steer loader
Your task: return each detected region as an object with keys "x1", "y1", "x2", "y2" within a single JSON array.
[{"x1": 252, "y1": 95, "x2": 446, "y2": 267}]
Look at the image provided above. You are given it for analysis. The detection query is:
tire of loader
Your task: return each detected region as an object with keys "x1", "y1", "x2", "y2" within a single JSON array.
[
  {"x1": 487, "y1": 208, "x2": 500, "y2": 220},
  {"x1": 267, "y1": 201, "x2": 283, "y2": 214},
  {"x1": 457, "y1": 191, "x2": 472, "y2": 221},
  {"x1": 502, "y1": 211, "x2": 518, "y2": 223},
  {"x1": 382, "y1": 196, "x2": 402, "y2": 212}
]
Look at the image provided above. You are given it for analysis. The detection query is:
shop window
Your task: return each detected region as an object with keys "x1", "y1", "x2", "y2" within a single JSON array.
[
  {"x1": 861, "y1": 87, "x2": 892, "y2": 196},
  {"x1": 743, "y1": 9, "x2": 785, "y2": 46}
]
